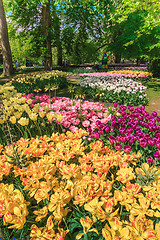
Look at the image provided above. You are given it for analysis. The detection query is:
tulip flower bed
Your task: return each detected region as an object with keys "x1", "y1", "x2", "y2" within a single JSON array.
[
  {"x1": 1, "y1": 79, "x2": 160, "y2": 239},
  {"x1": 79, "y1": 70, "x2": 152, "y2": 78},
  {"x1": 86, "y1": 103, "x2": 160, "y2": 164},
  {"x1": 109, "y1": 66, "x2": 148, "y2": 70},
  {"x1": 1, "y1": 83, "x2": 159, "y2": 165},
  {"x1": 26, "y1": 94, "x2": 160, "y2": 164},
  {"x1": 0, "y1": 84, "x2": 111, "y2": 145},
  {"x1": 78, "y1": 76, "x2": 148, "y2": 105},
  {"x1": 24, "y1": 93, "x2": 111, "y2": 131},
  {"x1": 0, "y1": 129, "x2": 160, "y2": 239},
  {"x1": 10, "y1": 70, "x2": 68, "y2": 94}
]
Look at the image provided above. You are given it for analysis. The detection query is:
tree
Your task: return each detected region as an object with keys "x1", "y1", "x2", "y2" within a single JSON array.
[
  {"x1": 93, "y1": 0, "x2": 123, "y2": 63},
  {"x1": 61, "y1": 0, "x2": 103, "y2": 64},
  {"x1": 0, "y1": 0, "x2": 14, "y2": 76},
  {"x1": 10, "y1": 30, "x2": 42, "y2": 65},
  {"x1": 111, "y1": 0, "x2": 160, "y2": 61},
  {"x1": 96, "y1": 0, "x2": 160, "y2": 63},
  {"x1": 8, "y1": 0, "x2": 52, "y2": 70},
  {"x1": 41, "y1": 0, "x2": 52, "y2": 70},
  {"x1": 52, "y1": 3, "x2": 63, "y2": 66},
  {"x1": 115, "y1": 0, "x2": 160, "y2": 31},
  {"x1": 7, "y1": 0, "x2": 107, "y2": 66}
]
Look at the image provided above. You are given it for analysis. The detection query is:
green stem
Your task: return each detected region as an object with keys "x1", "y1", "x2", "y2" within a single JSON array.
[
  {"x1": 26, "y1": 220, "x2": 36, "y2": 224},
  {"x1": 49, "y1": 89, "x2": 51, "y2": 108},
  {"x1": 6, "y1": 122, "x2": 21, "y2": 164},
  {"x1": 5, "y1": 118, "x2": 14, "y2": 145},
  {"x1": 84, "y1": 234, "x2": 88, "y2": 240},
  {"x1": 80, "y1": 98, "x2": 82, "y2": 114},
  {"x1": 15, "y1": 178, "x2": 28, "y2": 198},
  {"x1": 50, "y1": 121, "x2": 55, "y2": 133},
  {"x1": 63, "y1": 218, "x2": 72, "y2": 239},
  {"x1": 25, "y1": 126, "x2": 32, "y2": 138},
  {"x1": 15, "y1": 123, "x2": 24, "y2": 137},
  {"x1": 75, "y1": 204, "x2": 83, "y2": 214},
  {"x1": 19, "y1": 228, "x2": 25, "y2": 240},
  {"x1": 120, "y1": 205, "x2": 123, "y2": 216},
  {"x1": 35, "y1": 120, "x2": 42, "y2": 136}
]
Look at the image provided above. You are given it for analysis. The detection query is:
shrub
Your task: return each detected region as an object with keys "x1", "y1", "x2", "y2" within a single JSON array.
[{"x1": 149, "y1": 59, "x2": 160, "y2": 78}]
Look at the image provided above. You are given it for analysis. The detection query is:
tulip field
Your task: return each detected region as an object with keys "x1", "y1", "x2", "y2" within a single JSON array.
[{"x1": 0, "y1": 67, "x2": 160, "y2": 239}]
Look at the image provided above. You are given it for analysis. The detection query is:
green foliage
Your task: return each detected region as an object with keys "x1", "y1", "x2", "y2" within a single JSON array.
[
  {"x1": 108, "y1": 0, "x2": 160, "y2": 61},
  {"x1": 115, "y1": 0, "x2": 160, "y2": 30},
  {"x1": 4, "y1": 0, "x2": 160, "y2": 66},
  {"x1": 6, "y1": 149, "x2": 29, "y2": 168},
  {"x1": 10, "y1": 30, "x2": 42, "y2": 65},
  {"x1": 71, "y1": 39, "x2": 99, "y2": 64},
  {"x1": 136, "y1": 164, "x2": 160, "y2": 186},
  {"x1": 62, "y1": 26, "x2": 75, "y2": 56},
  {"x1": 107, "y1": 9, "x2": 160, "y2": 61},
  {"x1": 149, "y1": 59, "x2": 160, "y2": 78}
]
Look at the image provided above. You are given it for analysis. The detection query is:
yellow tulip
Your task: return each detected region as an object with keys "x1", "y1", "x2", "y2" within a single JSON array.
[
  {"x1": 0, "y1": 118, "x2": 5, "y2": 124},
  {"x1": 33, "y1": 206, "x2": 48, "y2": 222},
  {"x1": 14, "y1": 111, "x2": 22, "y2": 119},
  {"x1": 29, "y1": 112, "x2": 38, "y2": 122},
  {"x1": 46, "y1": 112, "x2": 54, "y2": 121},
  {"x1": 9, "y1": 116, "x2": 16, "y2": 124},
  {"x1": 76, "y1": 216, "x2": 98, "y2": 239},
  {"x1": 43, "y1": 105, "x2": 50, "y2": 112},
  {"x1": 18, "y1": 117, "x2": 29, "y2": 126},
  {"x1": 27, "y1": 99, "x2": 32, "y2": 105},
  {"x1": 54, "y1": 112, "x2": 63, "y2": 122},
  {"x1": 39, "y1": 111, "x2": 45, "y2": 118}
]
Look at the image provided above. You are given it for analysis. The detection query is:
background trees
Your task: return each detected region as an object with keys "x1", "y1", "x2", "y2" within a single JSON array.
[{"x1": 0, "y1": 0, "x2": 159, "y2": 74}]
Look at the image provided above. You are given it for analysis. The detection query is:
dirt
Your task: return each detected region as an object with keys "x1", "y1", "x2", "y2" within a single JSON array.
[{"x1": 66, "y1": 75, "x2": 80, "y2": 83}]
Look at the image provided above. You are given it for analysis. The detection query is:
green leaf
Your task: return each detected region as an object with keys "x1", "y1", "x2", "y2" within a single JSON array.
[
  {"x1": 23, "y1": 130, "x2": 28, "y2": 139},
  {"x1": 68, "y1": 219, "x2": 82, "y2": 232}
]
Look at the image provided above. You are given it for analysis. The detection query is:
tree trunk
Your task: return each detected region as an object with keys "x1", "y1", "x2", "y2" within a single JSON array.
[
  {"x1": 57, "y1": 44, "x2": 62, "y2": 66},
  {"x1": 52, "y1": 4, "x2": 63, "y2": 66},
  {"x1": 115, "y1": 54, "x2": 121, "y2": 63},
  {"x1": 41, "y1": 0, "x2": 52, "y2": 71},
  {"x1": 0, "y1": 0, "x2": 14, "y2": 76},
  {"x1": 136, "y1": 57, "x2": 140, "y2": 66}
]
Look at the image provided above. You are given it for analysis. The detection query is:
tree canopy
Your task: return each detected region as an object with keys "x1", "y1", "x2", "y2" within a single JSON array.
[{"x1": 0, "y1": 0, "x2": 159, "y2": 74}]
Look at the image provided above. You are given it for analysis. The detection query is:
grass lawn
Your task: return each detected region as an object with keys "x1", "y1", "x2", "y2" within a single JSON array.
[{"x1": 142, "y1": 80, "x2": 160, "y2": 114}]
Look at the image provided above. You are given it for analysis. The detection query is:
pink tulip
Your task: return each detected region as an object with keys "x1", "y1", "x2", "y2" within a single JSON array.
[{"x1": 82, "y1": 120, "x2": 90, "y2": 127}]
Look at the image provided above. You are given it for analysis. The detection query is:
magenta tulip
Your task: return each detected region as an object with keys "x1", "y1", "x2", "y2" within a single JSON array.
[{"x1": 123, "y1": 145, "x2": 131, "y2": 153}]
